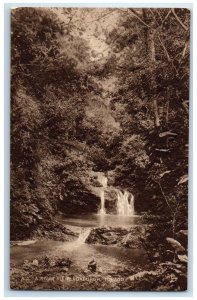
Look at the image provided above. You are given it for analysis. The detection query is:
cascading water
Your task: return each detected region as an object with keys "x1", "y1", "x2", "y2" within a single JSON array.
[
  {"x1": 96, "y1": 173, "x2": 135, "y2": 216},
  {"x1": 100, "y1": 189, "x2": 105, "y2": 215},
  {"x1": 116, "y1": 190, "x2": 135, "y2": 216},
  {"x1": 77, "y1": 228, "x2": 91, "y2": 243},
  {"x1": 98, "y1": 174, "x2": 107, "y2": 215}
]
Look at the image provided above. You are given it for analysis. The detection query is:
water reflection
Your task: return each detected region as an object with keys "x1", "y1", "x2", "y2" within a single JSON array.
[
  {"x1": 59, "y1": 213, "x2": 140, "y2": 228},
  {"x1": 11, "y1": 239, "x2": 146, "y2": 272}
]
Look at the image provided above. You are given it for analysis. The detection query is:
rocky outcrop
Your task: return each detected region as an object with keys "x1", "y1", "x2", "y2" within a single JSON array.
[
  {"x1": 86, "y1": 226, "x2": 147, "y2": 249},
  {"x1": 31, "y1": 220, "x2": 78, "y2": 241}
]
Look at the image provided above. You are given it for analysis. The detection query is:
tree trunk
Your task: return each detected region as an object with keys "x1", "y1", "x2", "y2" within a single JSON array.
[
  {"x1": 143, "y1": 9, "x2": 160, "y2": 128},
  {"x1": 148, "y1": 29, "x2": 160, "y2": 128}
]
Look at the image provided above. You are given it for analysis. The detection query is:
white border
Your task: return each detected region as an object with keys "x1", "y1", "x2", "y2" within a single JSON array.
[{"x1": 1, "y1": 0, "x2": 196, "y2": 299}]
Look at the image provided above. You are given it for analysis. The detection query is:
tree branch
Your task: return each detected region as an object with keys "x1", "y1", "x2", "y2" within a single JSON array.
[
  {"x1": 172, "y1": 9, "x2": 188, "y2": 31},
  {"x1": 157, "y1": 33, "x2": 171, "y2": 62},
  {"x1": 86, "y1": 10, "x2": 115, "y2": 25},
  {"x1": 120, "y1": 8, "x2": 150, "y2": 28},
  {"x1": 148, "y1": 8, "x2": 160, "y2": 27},
  {"x1": 182, "y1": 40, "x2": 189, "y2": 58},
  {"x1": 161, "y1": 9, "x2": 172, "y2": 27},
  {"x1": 155, "y1": 9, "x2": 163, "y2": 23},
  {"x1": 158, "y1": 181, "x2": 174, "y2": 215}
]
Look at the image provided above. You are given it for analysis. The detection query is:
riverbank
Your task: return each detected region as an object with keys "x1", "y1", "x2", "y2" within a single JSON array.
[
  {"x1": 10, "y1": 218, "x2": 187, "y2": 291},
  {"x1": 10, "y1": 250, "x2": 187, "y2": 291}
]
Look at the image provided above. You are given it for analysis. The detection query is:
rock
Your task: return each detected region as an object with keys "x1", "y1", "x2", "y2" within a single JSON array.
[
  {"x1": 88, "y1": 259, "x2": 97, "y2": 272},
  {"x1": 117, "y1": 267, "x2": 131, "y2": 276},
  {"x1": 32, "y1": 259, "x2": 39, "y2": 266},
  {"x1": 33, "y1": 220, "x2": 78, "y2": 241},
  {"x1": 23, "y1": 259, "x2": 29, "y2": 265},
  {"x1": 97, "y1": 267, "x2": 103, "y2": 274},
  {"x1": 86, "y1": 226, "x2": 144, "y2": 249},
  {"x1": 61, "y1": 267, "x2": 69, "y2": 272},
  {"x1": 120, "y1": 232, "x2": 143, "y2": 249},
  {"x1": 22, "y1": 260, "x2": 32, "y2": 270},
  {"x1": 83, "y1": 269, "x2": 91, "y2": 275},
  {"x1": 49, "y1": 260, "x2": 56, "y2": 267},
  {"x1": 42, "y1": 256, "x2": 51, "y2": 267},
  {"x1": 55, "y1": 258, "x2": 72, "y2": 267}
]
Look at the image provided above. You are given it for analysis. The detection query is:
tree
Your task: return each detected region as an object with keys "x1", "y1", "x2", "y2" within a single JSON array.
[
  {"x1": 11, "y1": 8, "x2": 100, "y2": 238},
  {"x1": 103, "y1": 8, "x2": 189, "y2": 223}
]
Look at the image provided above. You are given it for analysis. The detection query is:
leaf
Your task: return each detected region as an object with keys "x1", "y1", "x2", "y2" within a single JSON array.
[
  {"x1": 159, "y1": 131, "x2": 177, "y2": 138},
  {"x1": 160, "y1": 170, "x2": 171, "y2": 178},
  {"x1": 178, "y1": 174, "x2": 188, "y2": 185},
  {"x1": 177, "y1": 254, "x2": 188, "y2": 263},
  {"x1": 166, "y1": 237, "x2": 185, "y2": 253},
  {"x1": 180, "y1": 230, "x2": 188, "y2": 236},
  {"x1": 155, "y1": 148, "x2": 170, "y2": 153}
]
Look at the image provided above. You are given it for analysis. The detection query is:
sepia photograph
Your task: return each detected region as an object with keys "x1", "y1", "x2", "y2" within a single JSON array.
[{"x1": 10, "y1": 7, "x2": 190, "y2": 291}]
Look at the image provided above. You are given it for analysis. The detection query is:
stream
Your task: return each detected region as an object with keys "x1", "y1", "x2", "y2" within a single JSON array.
[
  {"x1": 11, "y1": 238, "x2": 146, "y2": 272},
  {"x1": 10, "y1": 213, "x2": 148, "y2": 290},
  {"x1": 11, "y1": 214, "x2": 146, "y2": 268},
  {"x1": 57, "y1": 213, "x2": 140, "y2": 227}
]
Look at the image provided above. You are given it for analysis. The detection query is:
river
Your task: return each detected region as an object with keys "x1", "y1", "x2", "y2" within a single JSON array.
[{"x1": 10, "y1": 213, "x2": 147, "y2": 290}]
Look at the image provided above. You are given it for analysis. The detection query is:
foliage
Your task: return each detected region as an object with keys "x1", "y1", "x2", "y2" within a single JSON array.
[
  {"x1": 11, "y1": 8, "x2": 189, "y2": 244},
  {"x1": 11, "y1": 8, "x2": 99, "y2": 238},
  {"x1": 104, "y1": 9, "x2": 189, "y2": 227}
]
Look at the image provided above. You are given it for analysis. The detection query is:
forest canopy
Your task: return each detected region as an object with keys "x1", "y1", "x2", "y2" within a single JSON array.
[{"x1": 11, "y1": 7, "x2": 189, "y2": 240}]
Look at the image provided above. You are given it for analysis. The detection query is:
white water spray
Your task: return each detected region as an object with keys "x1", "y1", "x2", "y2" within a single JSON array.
[
  {"x1": 77, "y1": 228, "x2": 91, "y2": 243},
  {"x1": 116, "y1": 190, "x2": 135, "y2": 216}
]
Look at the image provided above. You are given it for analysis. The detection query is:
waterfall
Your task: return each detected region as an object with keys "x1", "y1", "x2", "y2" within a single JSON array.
[
  {"x1": 96, "y1": 173, "x2": 135, "y2": 216},
  {"x1": 116, "y1": 190, "x2": 135, "y2": 216},
  {"x1": 77, "y1": 228, "x2": 91, "y2": 243},
  {"x1": 100, "y1": 189, "x2": 105, "y2": 215},
  {"x1": 98, "y1": 174, "x2": 107, "y2": 215}
]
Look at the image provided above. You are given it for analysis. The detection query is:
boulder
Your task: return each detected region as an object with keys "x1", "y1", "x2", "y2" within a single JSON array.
[
  {"x1": 88, "y1": 259, "x2": 97, "y2": 272},
  {"x1": 32, "y1": 259, "x2": 39, "y2": 266},
  {"x1": 55, "y1": 258, "x2": 72, "y2": 268},
  {"x1": 86, "y1": 226, "x2": 145, "y2": 249}
]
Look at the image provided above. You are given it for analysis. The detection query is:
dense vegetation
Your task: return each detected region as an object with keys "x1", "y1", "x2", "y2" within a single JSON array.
[
  {"x1": 10, "y1": 7, "x2": 190, "y2": 292},
  {"x1": 11, "y1": 7, "x2": 189, "y2": 242}
]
